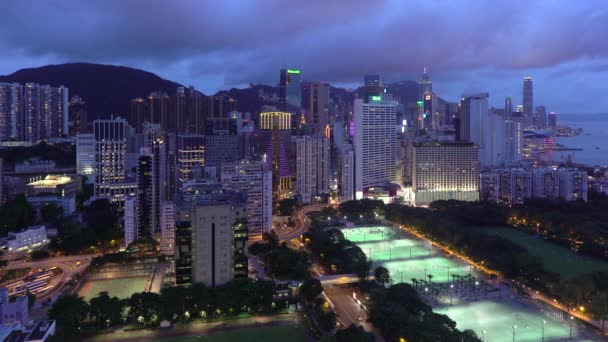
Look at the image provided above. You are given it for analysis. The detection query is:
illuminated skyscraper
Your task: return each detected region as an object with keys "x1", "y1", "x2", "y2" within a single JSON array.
[
  {"x1": 535, "y1": 105, "x2": 547, "y2": 129},
  {"x1": 259, "y1": 111, "x2": 293, "y2": 192},
  {"x1": 279, "y1": 68, "x2": 302, "y2": 114},
  {"x1": 522, "y1": 76, "x2": 533, "y2": 128},
  {"x1": 93, "y1": 116, "x2": 137, "y2": 206},
  {"x1": 354, "y1": 97, "x2": 397, "y2": 198},
  {"x1": 418, "y1": 66, "x2": 432, "y2": 101}
]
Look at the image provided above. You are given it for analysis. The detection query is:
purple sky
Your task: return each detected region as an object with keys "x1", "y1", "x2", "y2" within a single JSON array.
[{"x1": 1, "y1": 0, "x2": 607, "y2": 113}]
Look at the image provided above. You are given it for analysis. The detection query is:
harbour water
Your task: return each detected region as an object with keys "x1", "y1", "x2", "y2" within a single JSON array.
[{"x1": 548, "y1": 115, "x2": 608, "y2": 167}]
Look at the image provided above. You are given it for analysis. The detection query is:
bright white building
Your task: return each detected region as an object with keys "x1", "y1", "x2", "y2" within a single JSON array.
[
  {"x1": 6, "y1": 225, "x2": 48, "y2": 252},
  {"x1": 354, "y1": 97, "x2": 397, "y2": 199},
  {"x1": 411, "y1": 141, "x2": 479, "y2": 205}
]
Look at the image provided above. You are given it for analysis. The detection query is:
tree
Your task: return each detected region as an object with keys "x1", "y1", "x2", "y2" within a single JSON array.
[
  {"x1": 374, "y1": 266, "x2": 391, "y2": 287},
  {"x1": 335, "y1": 324, "x2": 375, "y2": 342},
  {"x1": 276, "y1": 198, "x2": 299, "y2": 216},
  {"x1": 49, "y1": 294, "x2": 89, "y2": 340},
  {"x1": 0, "y1": 195, "x2": 35, "y2": 235},
  {"x1": 262, "y1": 230, "x2": 280, "y2": 249},
  {"x1": 89, "y1": 292, "x2": 125, "y2": 329},
  {"x1": 31, "y1": 250, "x2": 50, "y2": 260},
  {"x1": 127, "y1": 292, "x2": 161, "y2": 324},
  {"x1": 589, "y1": 291, "x2": 608, "y2": 333},
  {"x1": 41, "y1": 203, "x2": 64, "y2": 222},
  {"x1": 299, "y1": 278, "x2": 323, "y2": 304},
  {"x1": 85, "y1": 199, "x2": 119, "y2": 240}
]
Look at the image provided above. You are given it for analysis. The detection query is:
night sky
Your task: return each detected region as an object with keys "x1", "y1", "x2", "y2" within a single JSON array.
[{"x1": 1, "y1": 0, "x2": 607, "y2": 113}]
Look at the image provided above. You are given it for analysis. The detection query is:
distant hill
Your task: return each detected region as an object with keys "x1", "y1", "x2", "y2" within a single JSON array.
[{"x1": 0, "y1": 63, "x2": 187, "y2": 120}]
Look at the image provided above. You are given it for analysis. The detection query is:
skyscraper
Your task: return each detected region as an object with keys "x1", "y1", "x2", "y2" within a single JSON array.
[
  {"x1": 93, "y1": 116, "x2": 137, "y2": 206},
  {"x1": 220, "y1": 159, "x2": 272, "y2": 238},
  {"x1": 354, "y1": 97, "x2": 397, "y2": 198},
  {"x1": 124, "y1": 197, "x2": 137, "y2": 248},
  {"x1": 535, "y1": 105, "x2": 547, "y2": 129},
  {"x1": 296, "y1": 135, "x2": 330, "y2": 204},
  {"x1": 129, "y1": 97, "x2": 147, "y2": 132},
  {"x1": 340, "y1": 146, "x2": 355, "y2": 203},
  {"x1": 279, "y1": 68, "x2": 302, "y2": 114},
  {"x1": 259, "y1": 111, "x2": 293, "y2": 193},
  {"x1": 418, "y1": 66, "x2": 432, "y2": 101},
  {"x1": 308, "y1": 82, "x2": 330, "y2": 133},
  {"x1": 505, "y1": 97, "x2": 513, "y2": 115},
  {"x1": 522, "y1": 77, "x2": 533, "y2": 128},
  {"x1": 548, "y1": 112, "x2": 557, "y2": 130}
]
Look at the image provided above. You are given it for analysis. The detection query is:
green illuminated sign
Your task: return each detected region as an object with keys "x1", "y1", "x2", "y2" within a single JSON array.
[
  {"x1": 371, "y1": 96, "x2": 382, "y2": 101},
  {"x1": 287, "y1": 69, "x2": 300, "y2": 74},
  {"x1": 417, "y1": 101, "x2": 424, "y2": 107}
]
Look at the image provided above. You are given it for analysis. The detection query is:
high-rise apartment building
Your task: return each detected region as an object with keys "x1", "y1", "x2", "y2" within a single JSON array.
[
  {"x1": 340, "y1": 146, "x2": 355, "y2": 203},
  {"x1": 279, "y1": 68, "x2": 302, "y2": 114},
  {"x1": 0, "y1": 83, "x2": 23, "y2": 141},
  {"x1": 522, "y1": 77, "x2": 533, "y2": 128},
  {"x1": 559, "y1": 169, "x2": 588, "y2": 201},
  {"x1": 220, "y1": 159, "x2": 272, "y2": 237},
  {"x1": 411, "y1": 141, "x2": 480, "y2": 205},
  {"x1": 505, "y1": 97, "x2": 513, "y2": 115},
  {"x1": 160, "y1": 202, "x2": 175, "y2": 255},
  {"x1": 503, "y1": 114, "x2": 522, "y2": 165},
  {"x1": 533, "y1": 168, "x2": 560, "y2": 199},
  {"x1": 499, "y1": 169, "x2": 532, "y2": 204},
  {"x1": 124, "y1": 197, "x2": 137, "y2": 248},
  {"x1": 295, "y1": 135, "x2": 330, "y2": 204},
  {"x1": 68, "y1": 96, "x2": 87, "y2": 135},
  {"x1": 480, "y1": 172, "x2": 500, "y2": 202},
  {"x1": 354, "y1": 97, "x2": 397, "y2": 198}
]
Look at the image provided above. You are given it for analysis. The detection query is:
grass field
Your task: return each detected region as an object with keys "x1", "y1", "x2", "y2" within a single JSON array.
[
  {"x1": 485, "y1": 227, "x2": 608, "y2": 278},
  {"x1": 152, "y1": 325, "x2": 306, "y2": 342},
  {"x1": 79, "y1": 277, "x2": 149, "y2": 301},
  {"x1": 435, "y1": 300, "x2": 589, "y2": 342}
]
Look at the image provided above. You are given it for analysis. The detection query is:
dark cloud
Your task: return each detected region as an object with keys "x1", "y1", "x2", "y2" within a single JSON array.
[{"x1": 0, "y1": 0, "x2": 607, "y2": 112}]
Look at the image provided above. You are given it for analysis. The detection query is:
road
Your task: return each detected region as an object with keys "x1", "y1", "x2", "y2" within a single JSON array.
[
  {"x1": 5, "y1": 254, "x2": 96, "y2": 301},
  {"x1": 277, "y1": 204, "x2": 329, "y2": 242},
  {"x1": 84, "y1": 313, "x2": 302, "y2": 342}
]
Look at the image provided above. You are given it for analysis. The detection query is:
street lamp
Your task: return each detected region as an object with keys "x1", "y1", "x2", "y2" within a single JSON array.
[
  {"x1": 542, "y1": 320, "x2": 546, "y2": 342},
  {"x1": 569, "y1": 316, "x2": 573, "y2": 340},
  {"x1": 450, "y1": 284, "x2": 454, "y2": 305},
  {"x1": 481, "y1": 330, "x2": 486, "y2": 342},
  {"x1": 512, "y1": 325, "x2": 516, "y2": 342}
]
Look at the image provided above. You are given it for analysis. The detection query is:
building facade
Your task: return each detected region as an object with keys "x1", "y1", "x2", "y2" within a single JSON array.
[
  {"x1": 295, "y1": 135, "x2": 330, "y2": 204},
  {"x1": 354, "y1": 97, "x2": 397, "y2": 198}
]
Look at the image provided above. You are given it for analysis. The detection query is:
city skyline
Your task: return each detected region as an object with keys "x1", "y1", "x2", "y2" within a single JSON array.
[{"x1": 0, "y1": 1, "x2": 607, "y2": 113}]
